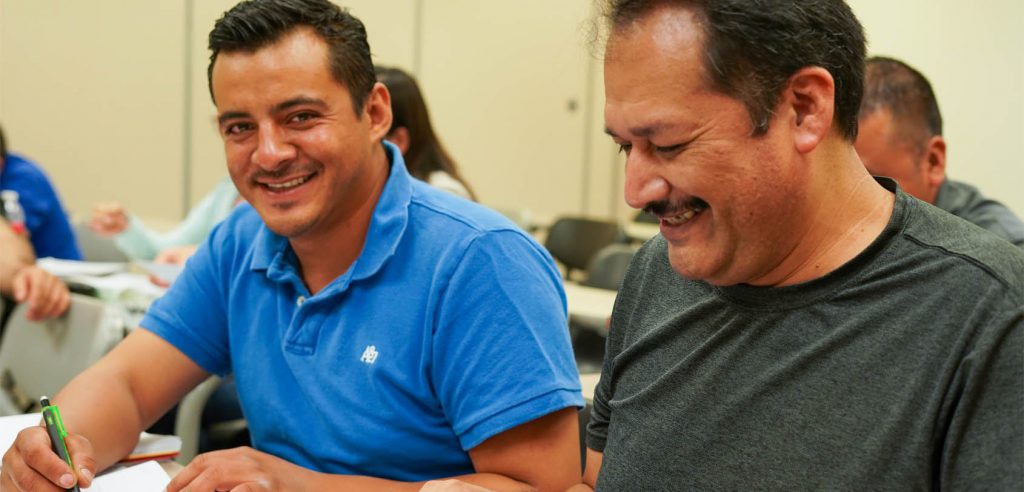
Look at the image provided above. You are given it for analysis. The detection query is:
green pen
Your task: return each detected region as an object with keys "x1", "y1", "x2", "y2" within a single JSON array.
[{"x1": 40, "y1": 397, "x2": 82, "y2": 492}]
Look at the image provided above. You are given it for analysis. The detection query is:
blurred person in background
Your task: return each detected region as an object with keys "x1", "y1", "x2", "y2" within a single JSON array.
[
  {"x1": 0, "y1": 124, "x2": 81, "y2": 261},
  {"x1": 0, "y1": 217, "x2": 69, "y2": 325},
  {"x1": 856, "y1": 56, "x2": 1024, "y2": 247},
  {"x1": 89, "y1": 176, "x2": 243, "y2": 265},
  {"x1": 377, "y1": 66, "x2": 477, "y2": 201},
  {"x1": 0, "y1": 124, "x2": 73, "y2": 325}
]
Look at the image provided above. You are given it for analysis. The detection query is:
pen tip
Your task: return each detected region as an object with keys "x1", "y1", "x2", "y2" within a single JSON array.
[{"x1": 39, "y1": 396, "x2": 50, "y2": 407}]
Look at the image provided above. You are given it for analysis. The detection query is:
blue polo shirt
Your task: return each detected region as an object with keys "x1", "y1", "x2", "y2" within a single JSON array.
[
  {"x1": 142, "y1": 142, "x2": 582, "y2": 481},
  {"x1": 0, "y1": 152, "x2": 81, "y2": 260}
]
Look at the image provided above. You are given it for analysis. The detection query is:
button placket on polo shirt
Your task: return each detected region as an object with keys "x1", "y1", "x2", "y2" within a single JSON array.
[{"x1": 284, "y1": 274, "x2": 352, "y2": 356}]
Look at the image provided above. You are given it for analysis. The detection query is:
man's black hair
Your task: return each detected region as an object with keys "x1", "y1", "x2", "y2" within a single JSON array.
[
  {"x1": 207, "y1": 0, "x2": 375, "y2": 114},
  {"x1": 860, "y1": 56, "x2": 942, "y2": 145},
  {"x1": 606, "y1": 0, "x2": 867, "y2": 141}
]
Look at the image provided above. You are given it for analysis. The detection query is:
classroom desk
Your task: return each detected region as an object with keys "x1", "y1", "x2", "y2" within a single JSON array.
[{"x1": 564, "y1": 281, "x2": 618, "y2": 335}]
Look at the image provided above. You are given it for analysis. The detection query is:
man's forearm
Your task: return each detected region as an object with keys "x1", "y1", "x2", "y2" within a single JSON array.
[
  {"x1": 51, "y1": 364, "x2": 152, "y2": 472},
  {"x1": 53, "y1": 329, "x2": 212, "y2": 472}
]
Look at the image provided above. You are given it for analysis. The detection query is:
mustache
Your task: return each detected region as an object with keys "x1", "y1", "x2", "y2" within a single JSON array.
[
  {"x1": 249, "y1": 164, "x2": 319, "y2": 181},
  {"x1": 644, "y1": 197, "x2": 709, "y2": 217}
]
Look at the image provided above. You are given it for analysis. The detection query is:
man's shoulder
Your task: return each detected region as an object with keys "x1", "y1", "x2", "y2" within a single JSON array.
[
  {"x1": 936, "y1": 179, "x2": 1024, "y2": 247},
  {"x1": 902, "y1": 195, "x2": 1024, "y2": 294},
  {"x1": 408, "y1": 182, "x2": 531, "y2": 239}
]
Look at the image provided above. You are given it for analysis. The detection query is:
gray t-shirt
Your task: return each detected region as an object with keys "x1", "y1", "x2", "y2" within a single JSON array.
[
  {"x1": 588, "y1": 183, "x2": 1024, "y2": 490},
  {"x1": 935, "y1": 178, "x2": 1024, "y2": 248}
]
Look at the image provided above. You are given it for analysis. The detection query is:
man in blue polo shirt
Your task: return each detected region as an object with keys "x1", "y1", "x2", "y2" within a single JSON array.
[{"x1": 0, "y1": 1, "x2": 583, "y2": 491}]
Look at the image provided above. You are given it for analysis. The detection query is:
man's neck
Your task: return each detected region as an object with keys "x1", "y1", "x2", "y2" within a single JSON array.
[
  {"x1": 289, "y1": 149, "x2": 390, "y2": 295},
  {"x1": 752, "y1": 145, "x2": 896, "y2": 287}
]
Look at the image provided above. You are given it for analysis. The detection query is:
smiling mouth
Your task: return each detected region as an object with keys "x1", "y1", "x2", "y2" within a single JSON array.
[
  {"x1": 257, "y1": 172, "x2": 316, "y2": 192},
  {"x1": 662, "y1": 207, "x2": 703, "y2": 225},
  {"x1": 646, "y1": 198, "x2": 709, "y2": 226}
]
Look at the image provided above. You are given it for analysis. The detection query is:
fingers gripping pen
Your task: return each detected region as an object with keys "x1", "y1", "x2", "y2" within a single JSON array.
[{"x1": 40, "y1": 397, "x2": 82, "y2": 492}]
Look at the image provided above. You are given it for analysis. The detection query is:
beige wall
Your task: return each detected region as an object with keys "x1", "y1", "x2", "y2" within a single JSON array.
[
  {"x1": 1, "y1": 0, "x2": 1021, "y2": 229},
  {"x1": 1, "y1": 1, "x2": 187, "y2": 222},
  {"x1": 849, "y1": 0, "x2": 1024, "y2": 216}
]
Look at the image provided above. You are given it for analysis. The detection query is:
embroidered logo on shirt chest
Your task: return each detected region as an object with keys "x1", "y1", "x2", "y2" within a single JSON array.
[{"x1": 360, "y1": 345, "x2": 379, "y2": 364}]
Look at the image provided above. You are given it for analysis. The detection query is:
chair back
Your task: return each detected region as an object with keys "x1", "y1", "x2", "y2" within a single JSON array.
[
  {"x1": 544, "y1": 217, "x2": 621, "y2": 278},
  {"x1": 0, "y1": 295, "x2": 118, "y2": 415},
  {"x1": 74, "y1": 221, "x2": 130, "y2": 262},
  {"x1": 582, "y1": 244, "x2": 638, "y2": 291}
]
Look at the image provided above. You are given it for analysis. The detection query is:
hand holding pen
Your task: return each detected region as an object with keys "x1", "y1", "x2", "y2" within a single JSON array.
[
  {"x1": 40, "y1": 398, "x2": 81, "y2": 492},
  {"x1": 0, "y1": 397, "x2": 96, "y2": 491}
]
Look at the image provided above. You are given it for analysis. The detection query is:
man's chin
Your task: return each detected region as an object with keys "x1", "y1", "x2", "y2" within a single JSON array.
[
  {"x1": 667, "y1": 248, "x2": 730, "y2": 285},
  {"x1": 260, "y1": 214, "x2": 315, "y2": 239}
]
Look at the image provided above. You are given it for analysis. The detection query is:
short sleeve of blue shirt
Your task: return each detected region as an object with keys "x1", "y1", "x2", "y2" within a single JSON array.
[
  {"x1": 432, "y1": 229, "x2": 583, "y2": 449},
  {"x1": 140, "y1": 212, "x2": 240, "y2": 376}
]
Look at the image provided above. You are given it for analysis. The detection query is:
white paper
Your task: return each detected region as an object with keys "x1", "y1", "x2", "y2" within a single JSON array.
[
  {"x1": 36, "y1": 258, "x2": 127, "y2": 277},
  {"x1": 84, "y1": 461, "x2": 170, "y2": 492},
  {"x1": 0, "y1": 413, "x2": 41, "y2": 454},
  {"x1": 61, "y1": 272, "x2": 166, "y2": 302},
  {"x1": 133, "y1": 261, "x2": 184, "y2": 284}
]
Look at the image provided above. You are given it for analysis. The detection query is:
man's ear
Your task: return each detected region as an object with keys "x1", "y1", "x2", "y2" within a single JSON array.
[
  {"x1": 364, "y1": 82, "x2": 393, "y2": 142},
  {"x1": 922, "y1": 135, "x2": 946, "y2": 189},
  {"x1": 783, "y1": 66, "x2": 835, "y2": 154}
]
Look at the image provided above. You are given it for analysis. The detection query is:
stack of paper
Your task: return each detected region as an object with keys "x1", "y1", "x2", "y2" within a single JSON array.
[{"x1": 36, "y1": 257, "x2": 165, "y2": 303}]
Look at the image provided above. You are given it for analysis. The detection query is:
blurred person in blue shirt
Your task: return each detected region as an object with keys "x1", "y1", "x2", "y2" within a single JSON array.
[
  {"x1": 0, "y1": 124, "x2": 72, "y2": 323},
  {"x1": 0, "y1": 124, "x2": 82, "y2": 260}
]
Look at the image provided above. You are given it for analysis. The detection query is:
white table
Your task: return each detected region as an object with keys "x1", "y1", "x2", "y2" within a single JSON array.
[{"x1": 564, "y1": 282, "x2": 618, "y2": 335}]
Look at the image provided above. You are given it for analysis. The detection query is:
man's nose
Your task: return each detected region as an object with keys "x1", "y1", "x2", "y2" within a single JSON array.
[
  {"x1": 623, "y1": 153, "x2": 669, "y2": 210},
  {"x1": 252, "y1": 125, "x2": 297, "y2": 170}
]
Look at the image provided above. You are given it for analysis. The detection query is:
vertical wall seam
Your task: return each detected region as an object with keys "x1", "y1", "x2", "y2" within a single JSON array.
[
  {"x1": 182, "y1": 0, "x2": 194, "y2": 219},
  {"x1": 581, "y1": 36, "x2": 597, "y2": 215},
  {"x1": 412, "y1": 0, "x2": 424, "y2": 75}
]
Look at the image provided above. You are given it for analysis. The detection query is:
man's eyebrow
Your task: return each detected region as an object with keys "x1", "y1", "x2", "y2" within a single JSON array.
[
  {"x1": 604, "y1": 123, "x2": 675, "y2": 139},
  {"x1": 216, "y1": 97, "x2": 328, "y2": 126},
  {"x1": 217, "y1": 111, "x2": 250, "y2": 126},
  {"x1": 272, "y1": 96, "x2": 328, "y2": 115}
]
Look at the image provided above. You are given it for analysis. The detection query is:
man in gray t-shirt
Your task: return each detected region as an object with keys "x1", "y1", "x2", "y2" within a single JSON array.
[
  {"x1": 856, "y1": 56, "x2": 1024, "y2": 248},
  {"x1": 574, "y1": 1, "x2": 1023, "y2": 490}
]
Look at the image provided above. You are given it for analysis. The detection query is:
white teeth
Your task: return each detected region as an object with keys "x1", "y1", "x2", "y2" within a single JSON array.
[
  {"x1": 266, "y1": 175, "x2": 309, "y2": 190},
  {"x1": 663, "y1": 208, "x2": 700, "y2": 225}
]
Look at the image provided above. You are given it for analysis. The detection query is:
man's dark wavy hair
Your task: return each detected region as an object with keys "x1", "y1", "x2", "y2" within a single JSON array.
[
  {"x1": 605, "y1": 0, "x2": 866, "y2": 141},
  {"x1": 207, "y1": 0, "x2": 375, "y2": 115}
]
